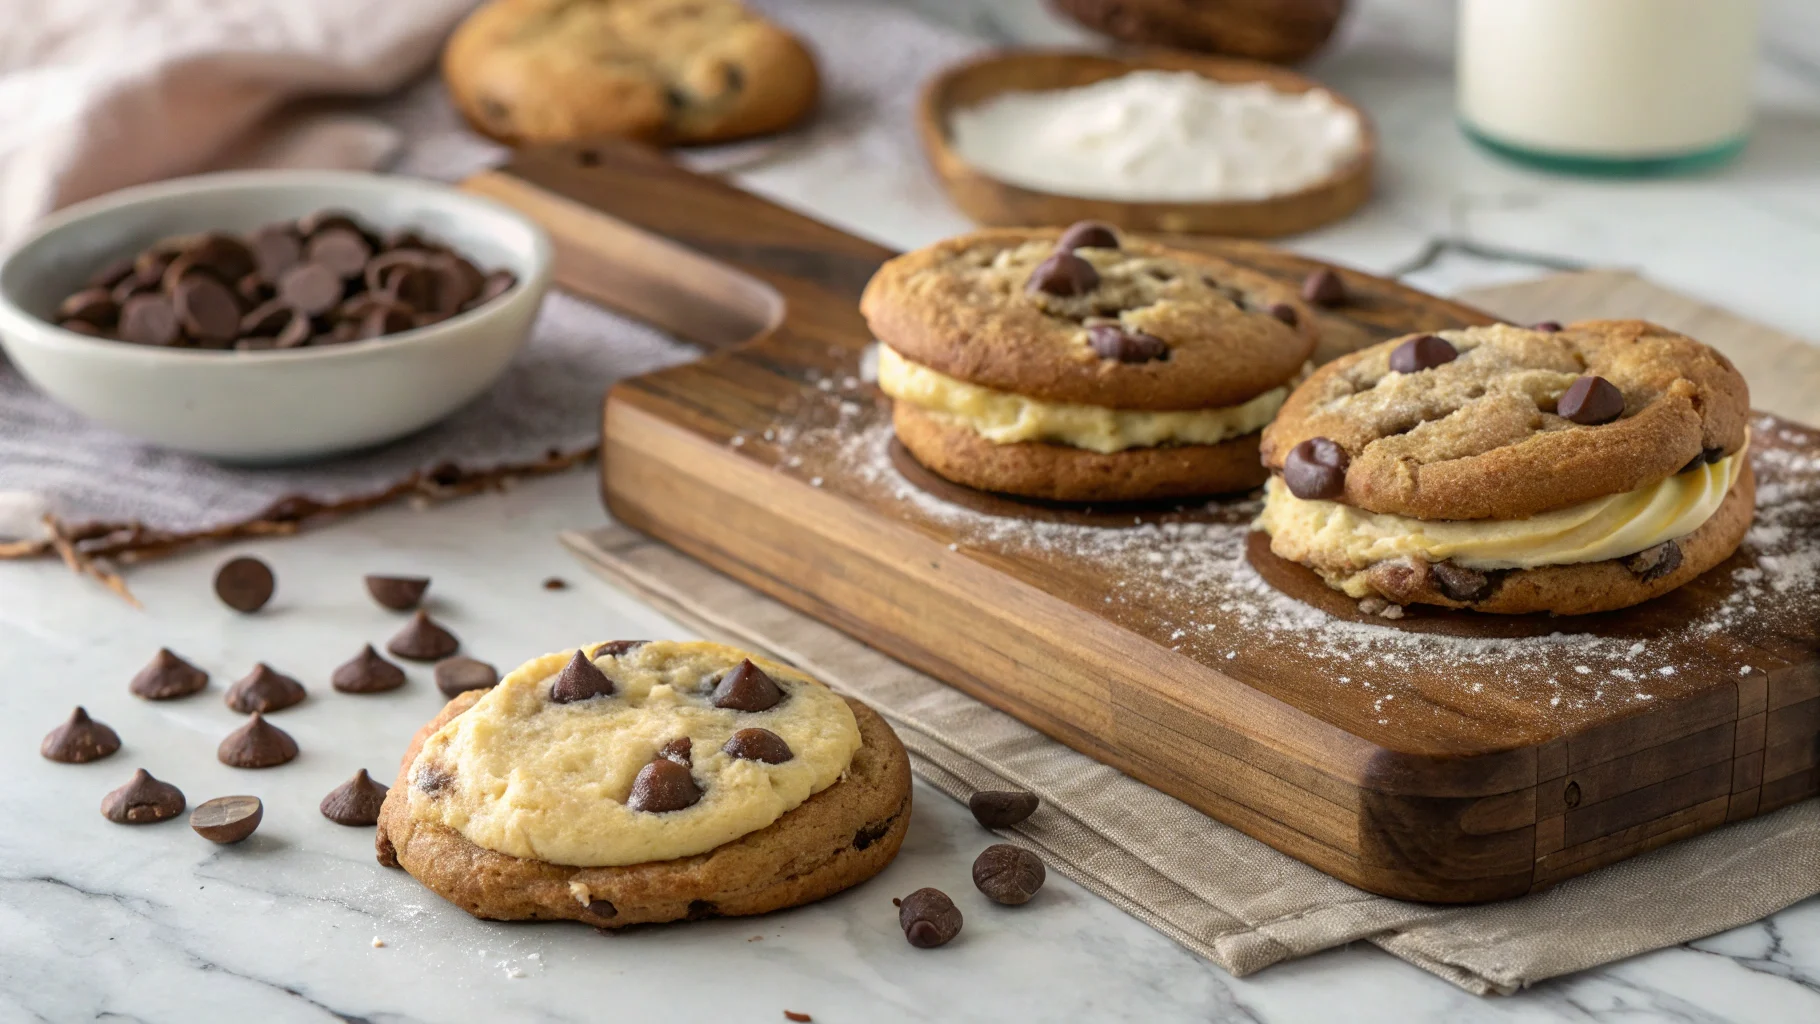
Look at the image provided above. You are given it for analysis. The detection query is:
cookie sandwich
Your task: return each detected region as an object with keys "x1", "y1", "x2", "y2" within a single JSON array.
[
  {"x1": 376, "y1": 641, "x2": 911, "y2": 927},
  {"x1": 1255, "y1": 320, "x2": 1753, "y2": 615},
  {"x1": 860, "y1": 224, "x2": 1318, "y2": 502}
]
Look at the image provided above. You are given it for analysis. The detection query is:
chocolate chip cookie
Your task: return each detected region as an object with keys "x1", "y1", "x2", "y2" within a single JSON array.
[
  {"x1": 443, "y1": 0, "x2": 820, "y2": 146},
  {"x1": 1253, "y1": 320, "x2": 1754, "y2": 615},
  {"x1": 375, "y1": 641, "x2": 911, "y2": 927},
  {"x1": 862, "y1": 224, "x2": 1317, "y2": 502}
]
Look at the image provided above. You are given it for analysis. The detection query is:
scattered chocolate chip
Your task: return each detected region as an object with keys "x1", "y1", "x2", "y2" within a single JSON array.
[
  {"x1": 1268, "y1": 302, "x2": 1299, "y2": 326},
  {"x1": 1054, "y1": 221, "x2": 1119, "y2": 252},
  {"x1": 433, "y1": 656, "x2": 498, "y2": 697},
  {"x1": 217, "y1": 712, "x2": 299, "y2": 768},
  {"x1": 101, "y1": 769, "x2": 185, "y2": 824},
  {"x1": 711, "y1": 659, "x2": 784, "y2": 712},
  {"x1": 548, "y1": 650, "x2": 616, "y2": 703},
  {"x1": 58, "y1": 288, "x2": 119, "y2": 327},
  {"x1": 1532, "y1": 320, "x2": 1564, "y2": 332},
  {"x1": 320, "y1": 769, "x2": 390, "y2": 826},
  {"x1": 586, "y1": 899, "x2": 618, "y2": 920},
  {"x1": 364, "y1": 574, "x2": 429, "y2": 611},
  {"x1": 1558, "y1": 375, "x2": 1625, "y2": 425},
  {"x1": 1388, "y1": 334, "x2": 1459, "y2": 374},
  {"x1": 593, "y1": 640, "x2": 646, "y2": 658},
  {"x1": 1431, "y1": 561, "x2": 1496, "y2": 603},
  {"x1": 1283, "y1": 437, "x2": 1349, "y2": 501},
  {"x1": 224, "y1": 663, "x2": 307, "y2": 713},
  {"x1": 722, "y1": 728, "x2": 794, "y2": 764},
  {"x1": 1025, "y1": 252, "x2": 1099, "y2": 297},
  {"x1": 1086, "y1": 324, "x2": 1169, "y2": 363},
  {"x1": 171, "y1": 273, "x2": 243, "y2": 345},
  {"x1": 658, "y1": 737, "x2": 694, "y2": 765},
  {"x1": 1622, "y1": 540, "x2": 1683, "y2": 582},
  {"x1": 130, "y1": 648, "x2": 209, "y2": 700},
  {"x1": 332, "y1": 645, "x2": 406, "y2": 694},
  {"x1": 972, "y1": 844, "x2": 1046, "y2": 905},
  {"x1": 119, "y1": 293, "x2": 181, "y2": 345},
  {"x1": 214, "y1": 556, "x2": 275, "y2": 612},
  {"x1": 190, "y1": 795, "x2": 262, "y2": 844},
  {"x1": 898, "y1": 887, "x2": 962, "y2": 948},
  {"x1": 1301, "y1": 268, "x2": 1347, "y2": 307},
  {"x1": 41, "y1": 706, "x2": 121, "y2": 763},
  {"x1": 386, "y1": 610, "x2": 460, "y2": 662},
  {"x1": 627, "y1": 756, "x2": 702, "y2": 813},
  {"x1": 784, "y1": 1012, "x2": 812, "y2": 1023},
  {"x1": 969, "y1": 790, "x2": 1039, "y2": 828},
  {"x1": 542, "y1": 576, "x2": 568, "y2": 591}
]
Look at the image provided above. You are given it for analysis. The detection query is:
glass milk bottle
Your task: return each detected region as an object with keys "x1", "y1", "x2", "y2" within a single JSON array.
[{"x1": 1457, "y1": 0, "x2": 1762, "y2": 174}]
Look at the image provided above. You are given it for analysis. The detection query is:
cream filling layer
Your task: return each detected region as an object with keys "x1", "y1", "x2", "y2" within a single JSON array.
[
  {"x1": 1255, "y1": 447, "x2": 1744, "y2": 580},
  {"x1": 406, "y1": 641, "x2": 861, "y2": 868},
  {"x1": 876, "y1": 344, "x2": 1286, "y2": 454}
]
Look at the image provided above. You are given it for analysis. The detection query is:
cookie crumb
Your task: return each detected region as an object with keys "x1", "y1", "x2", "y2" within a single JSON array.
[
  {"x1": 784, "y1": 1013, "x2": 812, "y2": 1023},
  {"x1": 542, "y1": 576, "x2": 568, "y2": 591},
  {"x1": 371, "y1": 937, "x2": 385, "y2": 948}
]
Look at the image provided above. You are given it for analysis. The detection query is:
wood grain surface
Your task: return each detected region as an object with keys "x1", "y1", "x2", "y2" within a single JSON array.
[{"x1": 466, "y1": 141, "x2": 1820, "y2": 903}]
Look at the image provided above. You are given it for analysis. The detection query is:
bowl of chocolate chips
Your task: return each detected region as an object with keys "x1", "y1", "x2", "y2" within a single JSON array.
[{"x1": 0, "y1": 170, "x2": 552, "y2": 461}]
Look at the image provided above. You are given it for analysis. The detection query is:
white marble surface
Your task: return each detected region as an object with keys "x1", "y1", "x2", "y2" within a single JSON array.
[{"x1": 5, "y1": 1, "x2": 1820, "y2": 1022}]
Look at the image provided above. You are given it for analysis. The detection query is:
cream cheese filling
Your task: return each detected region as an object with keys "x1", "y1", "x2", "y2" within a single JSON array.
[
  {"x1": 876, "y1": 344, "x2": 1285, "y2": 454},
  {"x1": 406, "y1": 641, "x2": 862, "y2": 868},
  {"x1": 1255, "y1": 445, "x2": 1744, "y2": 578}
]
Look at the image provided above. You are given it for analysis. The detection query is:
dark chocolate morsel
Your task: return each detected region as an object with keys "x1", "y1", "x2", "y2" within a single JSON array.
[
  {"x1": 721, "y1": 728, "x2": 794, "y2": 764},
  {"x1": 548, "y1": 650, "x2": 616, "y2": 703},
  {"x1": 1282, "y1": 437, "x2": 1349, "y2": 501},
  {"x1": 190, "y1": 795, "x2": 263, "y2": 843},
  {"x1": 1268, "y1": 302, "x2": 1299, "y2": 326},
  {"x1": 710, "y1": 659, "x2": 784, "y2": 712},
  {"x1": 130, "y1": 648, "x2": 209, "y2": 700},
  {"x1": 217, "y1": 712, "x2": 299, "y2": 768},
  {"x1": 41, "y1": 706, "x2": 121, "y2": 763},
  {"x1": 1622, "y1": 540, "x2": 1683, "y2": 583},
  {"x1": 972, "y1": 844, "x2": 1046, "y2": 905},
  {"x1": 626, "y1": 756, "x2": 702, "y2": 813},
  {"x1": 364, "y1": 574, "x2": 429, "y2": 610},
  {"x1": 214, "y1": 556, "x2": 275, "y2": 613},
  {"x1": 968, "y1": 790, "x2": 1039, "y2": 829},
  {"x1": 386, "y1": 610, "x2": 460, "y2": 662},
  {"x1": 1054, "y1": 221, "x2": 1119, "y2": 252},
  {"x1": 1557, "y1": 375, "x2": 1625, "y2": 425},
  {"x1": 1388, "y1": 334, "x2": 1458, "y2": 374},
  {"x1": 1431, "y1": 561, "x2": 1496, "y2": 603},
  {"x1": 332, "y1": 645, "x2": 407, "y2": 694},
  {"x1": 1025, "y1": 252, "x2": 1100, "y2": 297},
  {"x1": 101, "y1": 769, "x2": 185, "y2": 824},
  {"x1": 898, "y1": 887, "x2": 963, "y2": 948},
  {"x1": 223, "y1": 663, "x2": 307, "y2": 713},
  {"x1": 434, "y1": 656, "x2": 498, "y2": 697},
  {"x1": 1301, "y1": 268, "x2": 1346, "y2": 307},
  {"x1": 320, "y1": 769, "x2": 389, "y2": 826},
  {"x1": 1086, "y1": 324, "x2": 1169, "y2": 363}
]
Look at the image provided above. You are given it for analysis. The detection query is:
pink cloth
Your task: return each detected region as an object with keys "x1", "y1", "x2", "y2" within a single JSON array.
[{"x1": 0, "y1": 0, "x2": 479, "y2": 242}]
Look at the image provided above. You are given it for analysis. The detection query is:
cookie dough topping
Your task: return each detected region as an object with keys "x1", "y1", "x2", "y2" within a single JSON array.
[{"x1": 407, "y1": 641, "x2": 862, "y2": 867}]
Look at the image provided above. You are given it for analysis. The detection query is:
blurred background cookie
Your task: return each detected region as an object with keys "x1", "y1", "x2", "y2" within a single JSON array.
[
  {"x1": 443, "y1": 0, "x2": 820, "y2": 147},
  {"x1": 1051, "y1": 0, "x2": 1349, "y2": 64}
]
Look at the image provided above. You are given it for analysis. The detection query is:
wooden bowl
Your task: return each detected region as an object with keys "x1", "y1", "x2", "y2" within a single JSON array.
[{"x1": 917, "y1": 50, "x2": 1375, "y2": 237}]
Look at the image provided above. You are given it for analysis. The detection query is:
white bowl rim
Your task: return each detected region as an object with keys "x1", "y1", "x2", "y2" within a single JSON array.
[{"x1": 0, "y1": 169, "x2": 554, "y2": 367}]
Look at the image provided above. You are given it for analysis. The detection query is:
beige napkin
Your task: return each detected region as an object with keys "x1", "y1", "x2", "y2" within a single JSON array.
[
  {"x1": 0, "y1": 0, "x2": 479, "y2": 244},
  {"x1": 562, "y1": 272, "x2": 1820, "y2": 996}
]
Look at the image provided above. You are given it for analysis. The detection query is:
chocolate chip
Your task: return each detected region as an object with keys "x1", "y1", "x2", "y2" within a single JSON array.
[
  {"x1": 1532, "y1": 320, "x2": 1564, "y2": 332},
  {"x1": 364, "y1": 574, "x2": 429, "y2": 610},
  {"x1": 58, "y1": 288, "x2": 119, "y2": 327},
  {"x1": 1283, "y1": 437, "x2": 1349, "y2": 501},
  {"x1": 898, "y1": 887, "x2": 962, "y2": 948},
  {"x1": 119, "y1": 293, "x2": 181, "y2": 345},
  {"x1": 433, "y1": 656, "x2": 498, "y2": 697},
  {"x1": 250, "y1": 225, "x2": 303, "y2": 282},
  {"x1": 101, "y1": 769, "x2": 185, "y2": 824},
  {"x1": 320, "y1": 769, "x2": 389, "y2": 826},
  {"x1": 1268, "y1": 302, "x2": 1299, "y2": 326},
  {"x1": 1086, "y1": 324, "x2": 1169, "y2": 363},
  {"x1": 1681, "y1": 446, "x2": 1727, "y2": 473},
  {"x1": 626, "y1": 756, "x2": 702, "y2": 813},
  {"x1": 1301, "y1": 268, "x2": 1346, "y2": 307},
  {"x1": 224, "y1": 663, "x2": 307, "y2": 713},
  {"x1": 387, "y1": 265, "x2": 439, "y2": 310},
  {"x1": 41, "y1": 706, "x2": 121, "y2": 763},
  {"x1": 658, "y1": 737, "x2": 693, "y2": 765},
  {"x1": 306, "y1": 228, "x2": 372, "y2": 279},
  {"x1": 185, "y1": 234, "x2": 257, "y2": 284},
  {"x1": 722, "y1": 728, "x2": 794, "y2": 764},
  {"x1": 784, "y1": 1013, "x2": 811, "y2": 1023},
  {"x1": 239, "y1": 299, "x2": 293, "y2": 337},
  {"x1": 414, "y1": 762, "x2": 454, "y2": 795},
  {"x1": 542, "y1": 576, "x2": 568, "y2": 591},
  {"x1": 685, "y1": 899, "x2": 719, "y2": 920},
  {"x1": 89, "y1": 257, "x2": 136, "y2": 290},
  {"x1": 972, "y1": 844, "x2": 1046, "y2": 905},
  {"x1": 172, "y1": 272, "x2": 243, "y2": 345},
  {"x1": 130, "y1": 648, "x2": 209, "y2": 700},
  {"x1": 190, "y1": 795, "x2": 262, "y2": 844},
  {"x1": 548, "y1": 650, "x2": 615, "y2": 703},
  {"x1": 1558, "y1": 375, "x2": 1625, "y2": 425},
  {"x1": 237, "y1": 272, "x2": 274, "y2": 305},
  {"x1": 386, "y1": 610, "x2": 460, "y2": 662},
  {"x1": 217, "y1": 712, "x2": 299, "y2": 768},
  {"x1": 364, "y1": 249, "x2": 428, "y2": 295},
  {"x1": 332, "y1": 645, "x2": 406, "y2": 694},
  {"x1": 358, "y1": 304, "x2": 415, "y2": 339},
  {"x1": 1431, "y1": 561, "x2": 1495, "y2": 602},
  {"x1": 278, "y1": 262, "x2": 345, "y2": 317},
  {"x1": 593, "y1": 640, "x2": 646, "y2": 658},
  {"x1": 59, "y1": 318, "x2": 104, "y2": 336},
  {"x1": 425, "y1": 252, "x2": 484, "y2": 311},
  {"x1": 214, "y1": 556, "x2": 275, "y2": 613},
  {"x1": 968, "y1": 790, "x2": 1039, "y2": 828},
  {"x1": 1388, "y1": 334, "x2": 1458, "y2": 374},
  {"x1": 710, "y1": 659, "x2": 783, "y2": 712},
  {"x1": 297, "y1": 209, "x2": 365, "y2": 238},
  {"x1": 1055, "y1": 221, "x2": 1119, "y2": 252},
  {"x1": 1622, "y1": 540, "x2": 1683, "y2": 583},
  {"x1": 1026, "y1": 252, "x2": 1099, "y2": 297},
  {"x1": 586, "y1": 899, "x2": 618, "y2": 920}
]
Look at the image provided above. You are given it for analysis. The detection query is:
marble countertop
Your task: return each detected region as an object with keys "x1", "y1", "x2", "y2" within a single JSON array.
[{"x1": 4, "y1": 1, "x2": 1818, "y2": 1022}]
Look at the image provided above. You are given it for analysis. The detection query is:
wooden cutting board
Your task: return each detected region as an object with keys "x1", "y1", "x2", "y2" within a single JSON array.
[{"x1": 465, "y1": 142, "x2": 1820, "y2": 904}]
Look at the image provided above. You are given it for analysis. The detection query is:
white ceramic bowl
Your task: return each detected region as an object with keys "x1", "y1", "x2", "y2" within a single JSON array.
[{"x1": 0, "y1": 170, "x2": 553, "y2": 462}]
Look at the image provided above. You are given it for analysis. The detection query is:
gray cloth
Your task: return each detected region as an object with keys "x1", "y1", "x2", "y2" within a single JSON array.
[{"x1": 564, "y1": 522, "x2": 1820, "y2": 997}]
